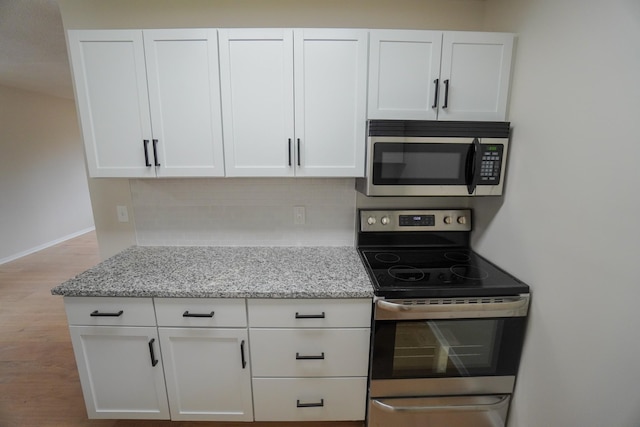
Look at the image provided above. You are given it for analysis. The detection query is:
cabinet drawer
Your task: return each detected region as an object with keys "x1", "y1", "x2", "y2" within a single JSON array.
[
  {"x1": 154, "y1": 298, "x2": 246, "y2": 327},
  {"x1": 252, "y1": 377, "x2": 367, "y2": 421},
  {"x1": 64, "y1": 297, "x2": 156, "y2": 326},
  {"x1": 248, "y1": 298, "x2": 372, "y2": 328},
  {"x1": 250, "y1": 328, "x2": 370, "y2": 377}
]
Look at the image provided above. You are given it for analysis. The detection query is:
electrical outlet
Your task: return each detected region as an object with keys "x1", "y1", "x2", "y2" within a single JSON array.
[
  {"x1": 294, "y1": 206, "x2": 306, "y2": 225},
  {"x1": 116, "y1": 205, "x2": 129, "y2": 223}
]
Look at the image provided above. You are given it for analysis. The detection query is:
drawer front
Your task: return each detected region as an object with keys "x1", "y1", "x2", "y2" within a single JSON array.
[
  {"x1": 252, "y1": 377, "x2": 367, "y2": 421},
  {"x1": 250, "y1": 328, "x2": 370, "y2": 377},
  {"x1": 155, "y1": 298, "x2": 246, "y2": 327},
  {"x1": 64, "y1": 297, "x2": 156, "y2": 326},
  {"x1": 248, "y1": 298, "x2": 372, "y2": 328}
]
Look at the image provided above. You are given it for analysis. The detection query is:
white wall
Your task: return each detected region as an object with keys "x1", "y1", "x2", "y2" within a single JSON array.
[
  {"x1": 0, "y1": 84, "x2": 94, "y2": 263},
  {"x1": 474, "y1": 0, "x2": 640, "y2": 425},
  {"x1": 131, "y1": 178, "x2": 358, "y2": 246}
]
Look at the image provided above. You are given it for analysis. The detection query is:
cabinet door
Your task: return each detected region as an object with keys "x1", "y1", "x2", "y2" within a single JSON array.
[
  {"x1": 219, "y1": 29, "x2": 295, "y2": 177},
  {"x1": 368, "y1": 30, "x2": 442, "y2": 120},
  {"x1": 144, "y1": 29, "x2": 225, "y2": 177},
  {"x1": 68, "y1": 326, "x2": 169, "y2": 419},
  {"x1": 294, "y1": 29, "x2": 368, "y2": 177},
  {"x1": 68, "y1": 30, "x2": 154, "y2": 178},
  {"x1": 438, "y1": 32, "x2": 514, "y2": 121},
  {"x1": 158, "y1": 328, "x2": 253, "y2": 421}
]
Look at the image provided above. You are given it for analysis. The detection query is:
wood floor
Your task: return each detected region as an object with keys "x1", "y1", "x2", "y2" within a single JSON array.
[{"x1": 0, "y1": 232, "x2": 363, "y2": 427}]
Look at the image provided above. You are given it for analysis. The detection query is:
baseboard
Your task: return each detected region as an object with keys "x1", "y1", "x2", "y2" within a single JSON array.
[{"x1": 0, "y1": 226, "x2": 96, "y2": 265}]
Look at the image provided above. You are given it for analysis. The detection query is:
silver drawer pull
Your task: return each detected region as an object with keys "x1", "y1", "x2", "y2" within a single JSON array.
[{"x1": 297, "y1": 399, "x2": 324, "y2": 408}]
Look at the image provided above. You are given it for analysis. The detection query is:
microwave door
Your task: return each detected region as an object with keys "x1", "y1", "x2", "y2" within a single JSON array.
[{"x1": 465, "y1": 138, "x2": 481, "y2": 195}]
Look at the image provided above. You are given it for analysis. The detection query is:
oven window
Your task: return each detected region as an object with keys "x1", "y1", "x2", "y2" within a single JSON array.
[
  {"x1": 372, "y1": 317, "x2": 526, "y2": 379},
  {"x1": 393, "y1": 320, "x2": 497, "y2": 375}
]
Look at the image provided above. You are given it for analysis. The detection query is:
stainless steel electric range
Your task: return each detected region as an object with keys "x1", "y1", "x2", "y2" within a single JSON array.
[{"x1": 357, "y1": 209, "x2": 530, "y2": 427}]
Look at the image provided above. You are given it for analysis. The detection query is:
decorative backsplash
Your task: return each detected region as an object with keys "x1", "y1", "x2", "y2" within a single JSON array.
[{"x1": 131, "y1": 178, "x2": 357, "y2": 247}]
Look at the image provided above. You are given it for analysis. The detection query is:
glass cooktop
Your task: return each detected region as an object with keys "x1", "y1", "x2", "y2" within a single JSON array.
[{"x1": 359, "y1": 247, "x2": 529, "y2": 299}]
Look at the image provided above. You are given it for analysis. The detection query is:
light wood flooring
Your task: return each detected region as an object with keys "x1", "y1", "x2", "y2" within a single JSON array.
[{"x1": 0, "y1": 232, "x2": 363, "y2": 427}]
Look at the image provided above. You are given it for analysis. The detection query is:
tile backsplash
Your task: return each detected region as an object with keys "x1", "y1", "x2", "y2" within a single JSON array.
[{"x1": 131, "y1": 178, "x2": 357, "y2": 247}]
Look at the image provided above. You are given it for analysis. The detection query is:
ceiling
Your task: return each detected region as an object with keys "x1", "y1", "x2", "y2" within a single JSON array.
[{"x1": 0, "y1": 0, "x2": 73, "y2": 99}]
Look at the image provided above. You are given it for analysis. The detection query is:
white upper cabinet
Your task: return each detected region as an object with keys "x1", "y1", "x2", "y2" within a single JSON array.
[
  {"x1": 143, "y1": 29, "x2": 225, "y2": 177},
  {"x1": 368, "y1": 30, "x2": 514, "y2": 121},
  {"x1": 68, "y1": 29, "x2": 225, "y2": 178},
  {"x1": 294, "y1": 29, "x2": 368, "y2": 177},
  {"x1": 368, "y1": 30, "x2": 442, "y2": 120},
  {"x1": 69, "y1": 30, "x2": 153, "y2": 178},
  {"x1": 438, "y1": 32, "x2": 514, "y2": 121},
  {"x1": 218, "y1": 29, "x2": 295, "y2": 177},
  {"x1": 219, "y1": 28, "x2": 367, "y2": 177}
]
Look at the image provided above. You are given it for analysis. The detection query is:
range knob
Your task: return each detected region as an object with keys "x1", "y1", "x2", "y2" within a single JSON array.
[
  {"x1": 367, "y1": 216, "x2": 377, "y2": 225},
  {"x1": 444, "y1": 216, "x2": 453, "y2": 225},
  {"x1": 380, "y1": 216, "x2": 390, "y2": 225},
  {"x1": 457, "y1": 216, "x2": 467, "y2": 225}
]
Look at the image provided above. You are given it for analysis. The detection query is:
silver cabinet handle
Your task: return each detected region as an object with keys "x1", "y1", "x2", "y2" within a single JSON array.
[
  {"x1": 376, "y1": 295, "x2": 529, "y2": 319},
  {"x1": 372, "y1": 395, "x2": 509, "y2": 413}
]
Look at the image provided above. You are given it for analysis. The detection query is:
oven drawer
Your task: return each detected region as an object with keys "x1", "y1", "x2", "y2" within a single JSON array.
[
  {"x1": 250, "y1": 328, "x2": 370, "y2": 377},
  {"x1": 253, "y1": 377, "x2": 367, "y2": 421},
  {"x1": 368, "y1": 394, "x2": 510, "y2": 427}
]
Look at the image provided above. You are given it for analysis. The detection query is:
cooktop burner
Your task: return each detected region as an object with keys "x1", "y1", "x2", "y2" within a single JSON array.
[
  {"x1": 360, "y1": 247, "x2": 527, "y2": 298},
  {"x1": 357, "y1": 209, "x2": 530, "y2": 299}
]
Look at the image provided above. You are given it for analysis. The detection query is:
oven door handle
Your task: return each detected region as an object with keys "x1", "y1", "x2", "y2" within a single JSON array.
[
  {"x1": 371, "y1": 395, "x2": 510, "y2": 413},
  {"x1": 376, "y1": 295, "x2": 529, "y2": 319}
]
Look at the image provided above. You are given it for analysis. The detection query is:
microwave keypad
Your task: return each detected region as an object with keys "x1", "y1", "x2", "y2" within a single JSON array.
[{"x1": 479, "y1": 145, "x2": 504, "y2": 183}]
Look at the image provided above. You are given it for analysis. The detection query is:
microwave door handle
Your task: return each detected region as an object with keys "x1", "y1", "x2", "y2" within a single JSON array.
[{"x1": 465, "y1": 138, "x2": 481, "y2": 195}]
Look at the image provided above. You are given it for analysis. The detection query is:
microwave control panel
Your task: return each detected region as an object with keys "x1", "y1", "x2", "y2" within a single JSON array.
[{"x1": 479, "y1": 144, "x2": 504, "y2": 184}]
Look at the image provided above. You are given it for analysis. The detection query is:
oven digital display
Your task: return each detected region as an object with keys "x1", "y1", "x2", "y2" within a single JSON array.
[{"x1": 399, "y1": 215, "x2": 435, "y2": 227}]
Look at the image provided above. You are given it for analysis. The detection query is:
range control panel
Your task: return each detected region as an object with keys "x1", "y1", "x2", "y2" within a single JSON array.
[{"x1": 360, "y1": 209, "x2": 471, "y2": 232}]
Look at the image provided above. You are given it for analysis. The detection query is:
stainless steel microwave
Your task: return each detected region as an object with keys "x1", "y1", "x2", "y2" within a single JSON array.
[{"x1": 356, "y1": 120, "x2": 510, "y2": 197}]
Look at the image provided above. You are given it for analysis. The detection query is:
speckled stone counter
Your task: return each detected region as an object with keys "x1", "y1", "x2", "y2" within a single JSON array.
[{"x1": 51, "y1": 246, "x2": 374, "y2": 298}]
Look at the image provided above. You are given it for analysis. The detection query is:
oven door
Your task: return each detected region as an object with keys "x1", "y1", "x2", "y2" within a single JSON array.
[
  {"x1": 368, "y1": 394, "x2": 510, "y2": 427},
  {"x1": 371, "y1": 296, "x2": 528, "y2": 384}
]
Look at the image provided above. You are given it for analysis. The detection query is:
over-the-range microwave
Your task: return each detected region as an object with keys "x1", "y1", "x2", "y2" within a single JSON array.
[{"x1": 356, "y1": 120, "x2": 511, "y2": 197}]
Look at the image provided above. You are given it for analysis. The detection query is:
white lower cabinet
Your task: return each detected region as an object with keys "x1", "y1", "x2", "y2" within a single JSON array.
[
  {"x1": 250, "y1": 328, "x2": 370, "y2": 377},
  {"x1": 68, "y1": 325, "x2": 170, "y2": 419},
  {"x1": 65, "y1": 297, "x2": 169, "y2": 420},
  {"x1": 155, "y1": 298, "x2": 253, "y2": 421},
  {"x1": 248, "y1": 298, "x2": 372, "y2": 422},
  {"x1": 252, "y1": 377, "x2": 368, "y2": 421},
  {"x1": 65, "y1": 296, "x2": 372, "y2": 422},
  {"x1": 158, "y1": 327, "x2": 253, "y2": 421}
]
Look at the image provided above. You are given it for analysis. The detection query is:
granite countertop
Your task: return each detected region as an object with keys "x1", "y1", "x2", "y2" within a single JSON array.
[{"x1": 51, "y1": 246, "x2": 374, "y2": 299}]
